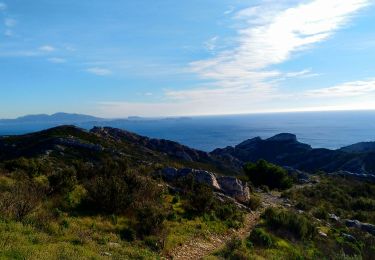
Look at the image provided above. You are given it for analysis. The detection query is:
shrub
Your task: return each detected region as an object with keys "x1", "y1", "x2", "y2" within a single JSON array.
[
  {"x1": 0, "y1": 179, "x2": 44, "y2": 221},
  {"x1": 135, "y1": 205, "x2": 167, "y2": 237},
  {"x1": 248, "y1": 195, "x2": 261, "y2": 210},
  {"x1": 48, "y1": 168, "x2": 77, "y2": 194},
  {"x1": 144, "y1": 235, "x2": 162, "y2": 252},
  {"x1": 263, "y1": 207, "x2": 316, "y2": 240},
  {"x1": 185, "y1": 184, "x2": 215, "y2": 214},
  {"x1": 243, "y1": 160, "x2": 293, "y2": 190},
  {"x1": 312, "y1": 206, "x2": 329, "y2": 220},
  {"x1": 351, "y1": 197, "x2": 375, "y2": 211},
  {"x1": 84, "y1": 166, "x2": 163, "y2": 214},
  {"x1": 120, "y1": 227, "x2": 136, "y2": 242},
  {"x1": 64, "y1": 185, "x2": 87, "y2": 209},
  {"x1": 218, "y1": 237, "x2": 251, "y2": 260},
  {"x1": 249, "y1": 228, "x2": 273, "y2": 247}
]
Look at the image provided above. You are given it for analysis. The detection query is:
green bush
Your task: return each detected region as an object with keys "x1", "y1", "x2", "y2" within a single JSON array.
[
  {"x1": 84, "y1": 167, "x2": 163, "y2": 214},
  {"x1": 248, "y1": 228, "x2": 273, "y2": 247},
  {"x1": 217, "y1": 237, "x2": 251, "y2": 260},
  {"x1": 48, "y1": 168, "x2": 77, "y2": 194},
  {"x1": 185, "y1": 184, "x2": 215, "y2": 214},
  {"x1": 263, "y1": 207, "x2": 316, "y2": 241},
  {"x1": 244, "y1": 160, "x2": 293, "y2": 190},
  {"x1": 351, "y1": 197, "x2": 375, "y2": 211},
  {"x1": 312, "y1": 206, "x2": 329, "y2": 220},
  {"x1": 248, "y1": 195, "x2": 261, "y2": 210},
  {"x1": 136, "y1": 205, "x2": 167, "y2": 237},
  {"x1": 144, "y1": 236, "x2": 162, "y2": 252},
  {"x1": 120, "y1": 227, "x2": 136, "y2": 242},
  {"x1": 0, "y1": 179, "x2": 44, "y2": 221}
]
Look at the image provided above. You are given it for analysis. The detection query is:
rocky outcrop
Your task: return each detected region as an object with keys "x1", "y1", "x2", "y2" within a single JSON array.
[
  {"x1": 346, "y1": 219, "x2": 375, "y2": 236},
  {"x1": 283, "y1": 166, "x2": 310, "y2": 184},
  {"x1": 217, "y1": 176, "x2": 250, "y2": 203},
  {"x1": 328, "y1": 171, "x2": 375, "y2": 183},
  {"x1": 211, "y1": 133, "x2": 375, "y2": 175},
  {"x1": 54, "y1": 137, "x2": 103, "y2": 152},
  {"x1": 91, "y1": 126, "x2": 243, "y2": 172},
  {"x1": 159, "y1": 167, "x2": 250, "y2": 203}
]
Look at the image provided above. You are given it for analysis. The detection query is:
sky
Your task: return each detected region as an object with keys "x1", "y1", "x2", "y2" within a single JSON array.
[{"x1": 1, "y1": 0, "x2": 375, "y2": 118}]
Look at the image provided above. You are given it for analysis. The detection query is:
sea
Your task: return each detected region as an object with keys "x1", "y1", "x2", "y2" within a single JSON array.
[{"x1": 1, "y1": 111, "x2": 375, "y2": 152}]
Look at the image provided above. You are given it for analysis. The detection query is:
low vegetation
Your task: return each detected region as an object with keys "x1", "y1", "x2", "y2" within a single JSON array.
[
  {"x1": 243, "y1": 159, "x2": 293, "y2": 190},
  {"x1": 0, "y1": 154, "x2": 246, "y2": 258}
]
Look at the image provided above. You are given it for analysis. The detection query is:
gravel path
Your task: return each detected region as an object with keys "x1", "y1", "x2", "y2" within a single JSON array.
[{"x1": 167, "y1": 192, "x2": 283, "y2": 260}]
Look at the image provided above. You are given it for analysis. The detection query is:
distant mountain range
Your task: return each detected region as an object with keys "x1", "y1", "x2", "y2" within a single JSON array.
[{"x1": 0, "y1": 113, "x2": 105, "y2": 124}]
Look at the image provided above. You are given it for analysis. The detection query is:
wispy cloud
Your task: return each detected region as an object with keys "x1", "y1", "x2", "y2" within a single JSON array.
[
  {"x1": 190, "y1": 0, "x2": 370, "y2": 90},
  {"x1": 307, "y1": 79, "x2": 375, "y2": 97},
  {"x1": 98, "y1": 0, "x2": 372, "y2": 116},
  {"x1": 4, "y1": 29, "x2": 12, "y2": 37},
  {"x1": 48, "y1": 57, "x2": 66, "y2": 64},
  {"x1": 86, "y1": 67, "x2": 112, "y2": 76},
  {"x1": 204, "y1": 36, "x2": 219, "y2": 52},
  {"x1": 224, "y1": 6, "x2": 235, "y2": 15},
  {"x1": 39, "y1": 45, "x2": 56, "y2": 52},
  {"x1": 0, "y1": 2, "x2": 6, "y2": 11},
  {"x1": 4, "y1": 18, "x2": 17, "y2": 27}
]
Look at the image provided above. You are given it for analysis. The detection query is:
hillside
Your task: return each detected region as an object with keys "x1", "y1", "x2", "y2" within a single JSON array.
[{"x1": 0, "y1": 126, "x2": 375, "y2": 259}]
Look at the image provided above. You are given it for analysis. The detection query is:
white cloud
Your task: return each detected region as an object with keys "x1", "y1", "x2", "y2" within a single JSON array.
[
  {"x1": 0, "y1": 2, "x2": 6, "y2": 11},
  {"x1": 97, "y1": 0, "x2": 372, "y2": 117},
  {"x1": 86, "y1": 67, "x2": 112, "y2": 76},
  {"x1": 191, "y1": 0, "x2": 370, "y2": 87},
  {"x1": 224, "y1": 6, "x2": 235, "y2": 15},
  {"x1": 4, "y1": 18, "x2": 17, "y2": 27},
  {"x1": 204, "y1": 36, "x2": 219, "y2": 52},
  {"x1": 307, "y1": 79, "x2": 375, "y2": 97},
  {"x1": 39, "y1": 45, "x2": 56, "y2": 52},
  {"x1": 48, "y1": 57, "x2": 66, "y2": 64},
  {"x1": 4, "y1": 29, "x2": 12, "y2": 37}
]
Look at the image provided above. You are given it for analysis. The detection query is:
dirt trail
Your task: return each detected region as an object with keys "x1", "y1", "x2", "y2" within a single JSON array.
[{"x1": 167, "y1": 192, "x2": 282, "y2": 260}]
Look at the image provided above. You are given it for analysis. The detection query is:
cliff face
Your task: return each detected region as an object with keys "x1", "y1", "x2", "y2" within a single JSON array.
[{"x1": 211, "y1": 134, "x2": 375, "y2": 175}]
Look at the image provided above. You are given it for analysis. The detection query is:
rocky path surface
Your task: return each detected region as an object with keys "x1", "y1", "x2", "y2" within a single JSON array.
[{"x1": 167, "y1": 192, "x2": 283, "y2": 260}]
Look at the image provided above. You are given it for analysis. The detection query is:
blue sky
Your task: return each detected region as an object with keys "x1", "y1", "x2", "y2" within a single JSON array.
[{"x1": 1, "y1": 0, "x2": 375, "y2": 118}]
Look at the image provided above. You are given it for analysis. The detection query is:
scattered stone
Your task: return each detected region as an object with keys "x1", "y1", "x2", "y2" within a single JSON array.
[
  {"x1": 329, "y1": 213, "x2": 340, "y2": 222},
  {"x1": 342, "y1": 233, "x2": 356, "y2": 242},
  {"x1": 318, "y1": 231, "x2": 328, "y2": 237},
  {"x1": 108, "y1": 242, "x2": 121, "y2": 248},
  {"x1": 102, "y1": 252, "x2": 112, "y2": 257}
]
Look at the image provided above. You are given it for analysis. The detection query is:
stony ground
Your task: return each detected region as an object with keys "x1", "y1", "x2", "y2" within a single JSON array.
[{"x1": 167, "y1": 191, "x2": 284, "y2": 260}]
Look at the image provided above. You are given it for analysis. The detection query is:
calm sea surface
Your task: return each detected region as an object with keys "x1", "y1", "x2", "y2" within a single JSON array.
[{"x1": 1, "y1": 111, "x2": 375, "y2": 152}]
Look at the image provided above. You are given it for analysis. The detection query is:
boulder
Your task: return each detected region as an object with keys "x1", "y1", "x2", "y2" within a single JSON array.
[
  {"x1": 329, "y1": 213, "x2": 340, "y2": 222},
  {"x1": 217, "y1": 176, "x2": 250, "y2": 203},
  {"x1": 346, "y1": 219, "x2": 361, "y2": 228},
  {"x1": 346, "y1": 219, "x2": 375, "y2": 236},
  {"x1": 159, "y1": 167, "x2": 250, "y2": 203},
  {"x1": 361, "y1": 223, "x2": 375, "y2": 236},
  {"x1": 160, "y1": 167, "x2": 179, "y2": 181}
]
